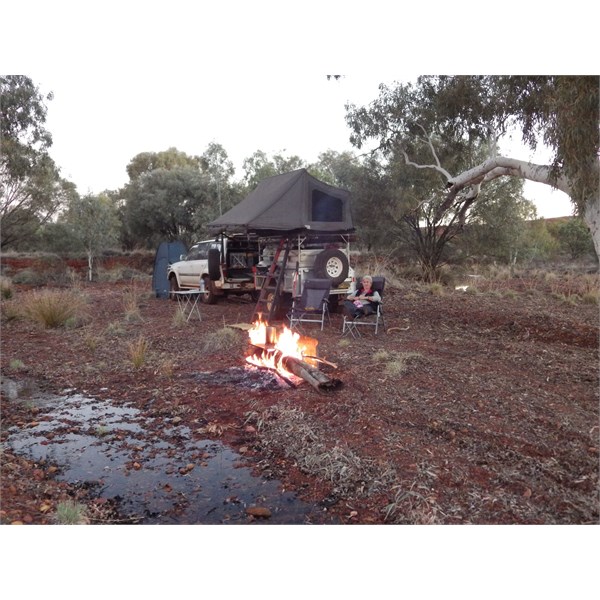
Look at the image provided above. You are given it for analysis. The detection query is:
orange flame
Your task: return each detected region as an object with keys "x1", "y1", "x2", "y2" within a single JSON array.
[{"x1": 246, "y1": 319, "x2": 313, "y2": 377}]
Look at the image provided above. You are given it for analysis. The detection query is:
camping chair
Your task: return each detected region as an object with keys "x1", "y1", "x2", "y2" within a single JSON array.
[
  {"x1": 288, "y1": 279, "x2": 332, "y2": 331},
  {"x1": 342, "y1": 276, "x2": 386, "y2": 338}
]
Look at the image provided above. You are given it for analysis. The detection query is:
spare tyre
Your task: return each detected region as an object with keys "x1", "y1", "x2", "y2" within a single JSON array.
[
  {"x1": 313, "y1": 249, "x2": 349, "y2": 287},
  {"x1": 208, "y1": 248, "x2": 221, "y2": 281}
]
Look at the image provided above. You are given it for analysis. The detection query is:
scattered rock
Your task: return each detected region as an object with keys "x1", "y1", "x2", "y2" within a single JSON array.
[{"x1": 246, "y1": 506, "x2": 271, "y2": 518}]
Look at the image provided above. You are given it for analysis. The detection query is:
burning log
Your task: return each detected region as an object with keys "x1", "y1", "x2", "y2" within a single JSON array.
[
  {"x1": 247, "y1": 320, "x2": 342, "y2": 393},
  {"x1": 280, "y1": 354, "x2": 342, "y2": 393}
]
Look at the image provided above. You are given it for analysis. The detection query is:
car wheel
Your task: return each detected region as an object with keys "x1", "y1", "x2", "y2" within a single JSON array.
[
  {"x1": 313, "y1": 249, "x2": 349, "y2": 287},
  {"x1": 169, "y1": 276, "x2": 180, "y2": 300},
  {"x1": 201, "y1": 277, "x2": 218, "y2": 304}
]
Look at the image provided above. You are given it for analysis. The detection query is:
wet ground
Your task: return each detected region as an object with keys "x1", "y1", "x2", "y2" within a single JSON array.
[{"x1": 4, "y1": 380, "x2": 331, "y2": 524}]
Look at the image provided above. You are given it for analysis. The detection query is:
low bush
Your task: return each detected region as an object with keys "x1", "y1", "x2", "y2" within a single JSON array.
[
  {"x1": 19, "y1": 289, "x2": 87, "y2": 328},
  {"x1": 0, "y1": 276, "x2": 13, "y2": 299},
  {"x1": 200, "y1": 327, "x2": 242, "y2": 352}
]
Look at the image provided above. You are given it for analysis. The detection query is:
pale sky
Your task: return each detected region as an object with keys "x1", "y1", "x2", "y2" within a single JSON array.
[
  {"x1": 31, "y1": 71, "x2": 574, "y2": 219},
  {"x1": 4, "y1": 2, "x2": 592, "y2": 220}
]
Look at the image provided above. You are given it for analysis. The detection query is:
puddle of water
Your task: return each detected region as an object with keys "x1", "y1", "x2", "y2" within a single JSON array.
[{"x1": 5, "y1": 392, "x2": 331, "y2": 524}]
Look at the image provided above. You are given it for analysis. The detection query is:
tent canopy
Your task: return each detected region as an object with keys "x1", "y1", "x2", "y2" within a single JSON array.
[{"x1": 208, "y1": 169, "x2": 354, "y2": 235}]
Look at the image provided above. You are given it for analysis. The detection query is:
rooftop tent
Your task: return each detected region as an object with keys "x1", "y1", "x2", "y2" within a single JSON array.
[{"x1": 208, "y1": 168, "x2": 354, "y2": 235}]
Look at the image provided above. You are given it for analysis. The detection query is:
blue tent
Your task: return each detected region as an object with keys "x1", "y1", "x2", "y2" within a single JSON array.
[{"x1": 152, "y1": 241, "x2": 187, "y2": 298}]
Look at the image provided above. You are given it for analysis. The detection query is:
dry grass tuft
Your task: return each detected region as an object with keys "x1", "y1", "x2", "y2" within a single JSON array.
[
  {"x1": 373, "y1": 350, "x2": 421, "y2": 376},
  {"x1": 126, "y1": 335, "x2": 150, "y2": 368},
  {"x1": 1, "y1": 276, "x2": 14, "y2": 299},
  {"x1": 122, "y1": 282, "x2": 143, "y2": 322},
  {"x1": 157, "y1": 357, "x2": 176, "y2": 378},
  {"x1": 1, "y1": 299, "x2": 21, "y2": 321},
  {"x1": 19, "y1": 288, "x2": 87, "y2": 328},
  {"x1": 200, "y1": 327, "x2": 242, "y2": 352},
  {"x1": 171, "y1": 308, "x2": 187, "y2": 327}
]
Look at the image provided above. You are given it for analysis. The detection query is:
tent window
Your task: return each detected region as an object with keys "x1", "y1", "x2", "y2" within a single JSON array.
[{"x1": 311, "y1": 190, "x2": 343, "y2": 222}]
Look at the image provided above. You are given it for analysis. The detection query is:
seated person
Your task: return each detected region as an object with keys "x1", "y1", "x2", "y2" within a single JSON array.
[{"x1": 344, "y1": 275, "x2": 381, "y2": 318}]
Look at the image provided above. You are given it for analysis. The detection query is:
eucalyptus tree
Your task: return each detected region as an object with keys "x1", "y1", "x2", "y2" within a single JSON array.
[
  {"x1": 200, "y1": 142, "x2": 236, "y2": 216},
  {"x1": 307, "y1": 150, "x2": 395, "y2": 251},
  {"x1": 459, "y1": 177, "x2": 538, "y2": 265},
  {"x1": 123, "y1": 167, "x2": 212, "y2": 248},
  {"x1": 555, "y1": 217, "x2": 595, "y2": 259},
  {"x1": 65, "y1": 193, "x2": 121, "y2": 281},
  {"x1": 346, "y1": 76, "x2": 600, "y2": 259},
  {"x1": 126, "y1": 147, "x2": 201, "y2": 181},
  {"x1": 0, "y1": 76, "x2": 70, "y2": 248},
  {"x1": 242, "y1": 150, "x2": 305, "y2": 189},
  {"x1": 308, "y1": 149, "x2": 360, "y2": 187},
  {"x1": 123, "y1": 147, "x2": 230, "y2": 247}
]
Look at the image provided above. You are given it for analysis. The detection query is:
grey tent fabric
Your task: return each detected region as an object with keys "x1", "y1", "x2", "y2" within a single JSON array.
[{"x1": 208, "y1": 169, "x2": 353, "y2": 235}]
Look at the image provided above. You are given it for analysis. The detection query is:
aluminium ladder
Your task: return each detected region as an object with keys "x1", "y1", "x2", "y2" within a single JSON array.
[{"x1": 251, "y1": 237, "x2": 291, "y2": 324}]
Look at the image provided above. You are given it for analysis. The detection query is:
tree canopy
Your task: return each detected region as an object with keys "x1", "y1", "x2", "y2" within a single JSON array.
[
  {"x1": 126, "y1": 147, "x2": 201, "y2": 181},
  {"x1": 65, "y1": 193, "x2": 121, "y2": 280},
  {"x1": 346, "y1": 76, "x2": 600, "y2": 257},
  {"x1": 0, "y1": 76, "x2": 70, "y2": 248},
  {"x1": 123, "y1": 167, "x2": 213, "y2": 248}
]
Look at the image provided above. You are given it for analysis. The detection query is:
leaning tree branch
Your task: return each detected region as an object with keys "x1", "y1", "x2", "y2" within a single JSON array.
[
  {"x1": 448, "y1": 156, "x2": 570, "y2": 194},
  {"x1": 400, "y1": 150, "x2": 453, "y2": 180},
  {"x1": 416, "y1": 123, "x2": 447, "y2": 172}
]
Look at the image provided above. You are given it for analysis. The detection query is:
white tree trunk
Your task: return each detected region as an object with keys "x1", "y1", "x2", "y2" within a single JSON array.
[
  {"x1": 448, "y1": 156, "x2": 599, "y2": 261},
  {"x1": 449, "y1": 156, "x2": 571, "y2": 195},
  {"x1": 583, "y1": 196, "x2": 600, "y2": 261}
]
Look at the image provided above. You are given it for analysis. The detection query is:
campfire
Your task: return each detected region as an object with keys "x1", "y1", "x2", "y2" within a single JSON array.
[{"x1": 246, "y1": 318, "x2": 342, "y2": 392}]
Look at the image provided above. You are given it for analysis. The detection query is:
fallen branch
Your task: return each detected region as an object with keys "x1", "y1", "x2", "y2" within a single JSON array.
[
  {"x1": 387, "y1": 326, "x2": 410, "y2": 333},
  {"x1": 302, "y1": 355, "x2": 338, "y2": 369}
]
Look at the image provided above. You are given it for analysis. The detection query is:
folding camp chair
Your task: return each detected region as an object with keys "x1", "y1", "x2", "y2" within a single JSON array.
[
  {"x1": 342, "y1": 276, "x2": 386, "y2": 338},
  {"x1": 287, "y1": 279, "x2": 332, "y2": 331}
]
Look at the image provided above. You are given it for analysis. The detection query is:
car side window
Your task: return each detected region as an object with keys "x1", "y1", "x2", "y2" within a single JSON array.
[
  {"x1": 197, "y1": 242, "x2": 211, "y2": 260},
  {"x1": 186, "y1": 245, "x2": 201, "y2": 261}
]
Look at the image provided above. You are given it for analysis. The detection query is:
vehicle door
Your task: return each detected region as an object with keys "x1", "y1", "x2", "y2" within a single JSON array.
[{"x1": 180, "y1": 242, "x2": 208, "y2": 288}]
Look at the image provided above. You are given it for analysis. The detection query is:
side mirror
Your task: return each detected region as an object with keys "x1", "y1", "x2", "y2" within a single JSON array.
[{"x1": 180, "y1": 254, "x2": 186, "y2": 261}]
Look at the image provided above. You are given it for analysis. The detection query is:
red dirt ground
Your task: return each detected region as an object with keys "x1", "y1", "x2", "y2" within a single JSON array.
[{"x1": 1, "y1": 274, "x2": 598, "y2": 525}]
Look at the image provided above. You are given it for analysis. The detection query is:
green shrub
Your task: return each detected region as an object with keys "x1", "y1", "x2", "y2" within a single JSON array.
[
  {"x1": 55, "y1": 500, "x2": 88, "y2": 524},
  {"x1": 12, "y1": 269, "x2": 45, "y2": 286}
]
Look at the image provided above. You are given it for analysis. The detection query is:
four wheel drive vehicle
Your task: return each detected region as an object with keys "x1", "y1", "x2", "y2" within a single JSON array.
[
  {"x1": 168, "y1": 169, "x2": 357, "y2": 308},
  {"x1": 166, "y1": 233, "x2": 354, "y2": 305}
]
